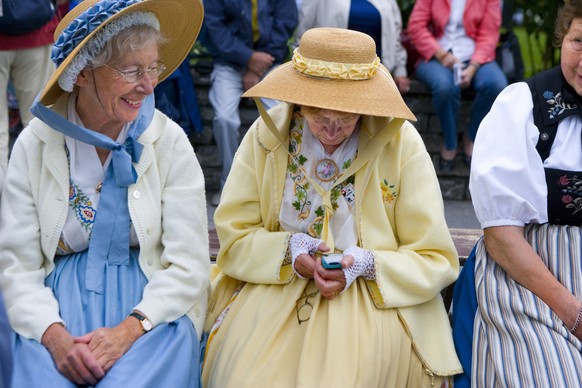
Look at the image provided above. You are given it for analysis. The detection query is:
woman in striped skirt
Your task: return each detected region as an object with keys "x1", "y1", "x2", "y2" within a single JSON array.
[{"x1": 466, "y1": 1, "x2": 582, "y2": 386}]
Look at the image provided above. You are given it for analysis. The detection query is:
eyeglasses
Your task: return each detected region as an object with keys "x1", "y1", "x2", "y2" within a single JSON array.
[
  {"x1": 295, "y1": 288, "x2": 319, "y2": 324},
  {"x1": 104, "y1": 63, "x2": 167, "y2": 83},
  {"x1": 301, "y1": 107, "x2": 360, "y2": 127}
]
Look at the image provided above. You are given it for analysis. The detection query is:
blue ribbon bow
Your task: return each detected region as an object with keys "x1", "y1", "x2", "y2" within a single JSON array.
[{"x1": 31, "y1": 94, "x2": 154, "y2": 293}]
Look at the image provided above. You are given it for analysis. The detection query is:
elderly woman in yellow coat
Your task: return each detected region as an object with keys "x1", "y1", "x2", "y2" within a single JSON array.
[{"x1": 202, "y1": 27, "x2": 462, "y2": 387}]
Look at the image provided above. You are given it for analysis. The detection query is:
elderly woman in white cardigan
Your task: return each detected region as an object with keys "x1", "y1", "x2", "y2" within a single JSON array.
[{"x1": 0, "y1": 0, "x2": 209, "y2": 386}]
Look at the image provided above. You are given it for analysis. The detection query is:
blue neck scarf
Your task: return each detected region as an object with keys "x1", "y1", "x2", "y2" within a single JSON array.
[{"x1": 31, "y1": 94, "x2": 154, "y2": 293}]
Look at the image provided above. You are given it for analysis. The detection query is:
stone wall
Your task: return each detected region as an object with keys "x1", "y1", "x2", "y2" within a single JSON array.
[{"x1": 190, "y1": 69, "x2": 473, "y2": 201}]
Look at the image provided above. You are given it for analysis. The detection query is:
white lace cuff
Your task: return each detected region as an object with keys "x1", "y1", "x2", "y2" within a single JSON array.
[
  {"x1": 341, "y1": 246, "x2": 375, "y2": 291},
  {"x1": 290, "y1": 233, "x2": 324, "y2": 278}
]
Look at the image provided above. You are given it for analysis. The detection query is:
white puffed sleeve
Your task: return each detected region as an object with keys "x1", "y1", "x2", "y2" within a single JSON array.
[{"x1": 470, "y1": 82, "x2": 549, "y2": 228}]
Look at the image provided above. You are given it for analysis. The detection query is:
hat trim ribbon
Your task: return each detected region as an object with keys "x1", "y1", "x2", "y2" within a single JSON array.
[{"x1": 292, "y1": 48, "x2": 380, "y2": 81}]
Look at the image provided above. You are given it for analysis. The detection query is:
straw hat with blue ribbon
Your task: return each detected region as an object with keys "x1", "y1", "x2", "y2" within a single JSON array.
[
  {"x1": 243, "y1": 27, "x2": 416, "y2": 120},
  {"x1": 39, "y1": 0, "x2": 203, "y2": 106}
]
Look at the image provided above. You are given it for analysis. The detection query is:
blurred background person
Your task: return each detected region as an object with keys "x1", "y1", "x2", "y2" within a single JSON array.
[
  {"x1": 154, "y1": 57, "x2": 204, "y2": 139},
  {"x1": 203, "y1": 0, "x2": 298, "y2": 206},
  {"x1": 295, "y1": 0, "x2": 410, "y2": 94},
  {"x1": 0, "y1": 0, "x2": 60, "y2": 171},
  {"x1": 407, "y1": 0, "x2": 507, "y2": 172}
]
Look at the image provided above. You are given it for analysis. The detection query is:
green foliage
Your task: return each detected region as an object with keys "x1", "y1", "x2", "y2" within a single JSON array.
[
  {"x1": 513, "y1": 0, "x2": 561, "y2": 75},
  {"x1": 189, "y1": 40, "x2": 210, "y2": 67},
  {"x1": 396, "y1": 0, "x2": 415, "y2": 23},
  {"x1": 397, "y1": 0, "x2": 562, "y2": 77},
  {"x1": 193, "y1": 1, "x2": 564, "y2": 77}
]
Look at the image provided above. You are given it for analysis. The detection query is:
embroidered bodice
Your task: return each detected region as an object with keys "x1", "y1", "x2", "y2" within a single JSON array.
[
  {"x1": 527, "y1": 66, "x2": 582, "y2": 226},
  {"x1": 56, "y1": 96, "x2": 138, "y2": 254},
  {"x1": 279, "y1": 110, "x2": 359, "y2": 250},
  {"x1": 470, "y1": 67, "x2": 582, "y2": 228}
]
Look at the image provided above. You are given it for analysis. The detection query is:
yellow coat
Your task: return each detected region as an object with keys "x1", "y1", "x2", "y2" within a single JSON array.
[{"x1": 208, "y1": 103, "x2": 462, "y2": 379}]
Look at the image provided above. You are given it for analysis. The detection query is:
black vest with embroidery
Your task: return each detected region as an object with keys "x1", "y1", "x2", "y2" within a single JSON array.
[{"x1": 526, "y1": 66, "x2": 582, "y2": 226}]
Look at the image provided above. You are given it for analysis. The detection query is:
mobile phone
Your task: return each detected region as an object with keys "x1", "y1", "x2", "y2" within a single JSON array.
[
  {"x1": 453, "y1": 63, "x2": 463, "y2": 86},
  {"x1": 321, "y1": 253, "x2": 343, "y2": 270}
]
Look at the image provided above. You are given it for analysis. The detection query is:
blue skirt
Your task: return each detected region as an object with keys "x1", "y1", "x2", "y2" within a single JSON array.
[{"x1": 11, "y1": 248, "x2": 200, "y2": 387}]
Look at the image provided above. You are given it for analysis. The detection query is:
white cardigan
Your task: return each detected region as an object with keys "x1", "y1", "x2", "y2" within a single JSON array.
[
  {"x1": 0, "y1": 95, "x2": 210, "y2": 341},
  {"x1": 295, "y1": 0, "x2": 408, "y2": 77}
]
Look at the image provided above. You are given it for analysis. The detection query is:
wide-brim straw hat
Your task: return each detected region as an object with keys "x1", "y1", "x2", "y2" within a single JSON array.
[
  {"x1": 39, "y1": 0, "x2": 203, "y2": 106},
  {"x1": 243, "y1": 27, "x2": 416, "y2": 120}
]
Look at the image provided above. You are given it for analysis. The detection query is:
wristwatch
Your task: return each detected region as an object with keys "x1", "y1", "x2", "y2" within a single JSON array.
[{"x1": 129, "y1": 311, "x2": 153, "y2": 333}]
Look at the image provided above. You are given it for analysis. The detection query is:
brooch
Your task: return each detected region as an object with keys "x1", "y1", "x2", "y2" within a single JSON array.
[{"x1": 314, "y1": 158, "x2": 339, "y2": 182}]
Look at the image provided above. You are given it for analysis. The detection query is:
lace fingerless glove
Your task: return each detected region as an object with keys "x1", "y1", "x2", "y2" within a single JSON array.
[
  {"x1": 290, "y1": 233, "x2": 324, "y2": 278},
  {"x1": 341, "y1": 246, "x2": 375, "y2": 291}
]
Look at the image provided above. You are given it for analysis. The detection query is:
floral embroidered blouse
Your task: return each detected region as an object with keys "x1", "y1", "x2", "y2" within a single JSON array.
[
  {"x1": 279, "y1": 110, "x2": 359, "y2": 251},
  {"x1": 56, "y1": 93, "x2": 139, "y2": 255},
  {"x1": 470, "y1": 81, "x2": 582, "y2": 228}
]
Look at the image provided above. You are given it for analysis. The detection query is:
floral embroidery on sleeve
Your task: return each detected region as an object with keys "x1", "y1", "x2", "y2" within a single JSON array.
[{"x1": 380, "y1": 179, "x2": 397, "y2": 203}]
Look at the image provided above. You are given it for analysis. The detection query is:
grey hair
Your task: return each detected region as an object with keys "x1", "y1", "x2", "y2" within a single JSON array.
[{"x1": 90, "y1": 24, "x2": 164, "y2": 68}]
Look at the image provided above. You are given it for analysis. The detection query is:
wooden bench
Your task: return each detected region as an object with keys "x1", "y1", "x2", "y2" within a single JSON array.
[{"x1": 207, "y1": 226, "x2": 482, "y2": 310}]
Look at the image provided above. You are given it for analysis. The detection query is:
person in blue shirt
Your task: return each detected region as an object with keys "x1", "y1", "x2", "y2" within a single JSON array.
[
  {"x1": 203, "y1": 0, "x2": 298, "y2": 206},
  {"x1": 154, "y1": 57, "x2": 204, "y2": 138}
]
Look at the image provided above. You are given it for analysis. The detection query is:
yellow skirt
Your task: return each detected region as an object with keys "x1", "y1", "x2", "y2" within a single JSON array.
[{"x1": 202, "y1": 276, "x2": 444, "y2": 388}]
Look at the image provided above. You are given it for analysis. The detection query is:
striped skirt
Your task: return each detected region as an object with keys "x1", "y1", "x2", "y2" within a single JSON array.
[{"x1": 473, "y1": 223, "x2": 582, "y2": 387}]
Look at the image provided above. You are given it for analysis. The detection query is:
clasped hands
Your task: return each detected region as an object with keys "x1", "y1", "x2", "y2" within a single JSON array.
[
  {"x1": 290, "y1": 233, "x2": 369, "y2": 299},
  {"x1": 436, "y1": 49, "x2": 476, "y2": 89},
  {"x1": 243, "y1": 51, "x2": 274, "y2": 91},
  {"x1": 41, "y1": 316, "x2": 144, "y2": 385}
]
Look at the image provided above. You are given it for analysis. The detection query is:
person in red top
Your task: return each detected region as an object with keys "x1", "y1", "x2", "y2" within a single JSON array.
[
  {"x1": 0, "y1": 10, "x2": 60, "y2": 171},
  {"x1": 407, "y1": 0, "x2": 507, "y2": 172}
]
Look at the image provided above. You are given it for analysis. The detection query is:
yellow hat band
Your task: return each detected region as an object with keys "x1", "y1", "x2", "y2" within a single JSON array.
[{"x1": 292, "y1": 48, "x2": 380, "y2": 81}]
